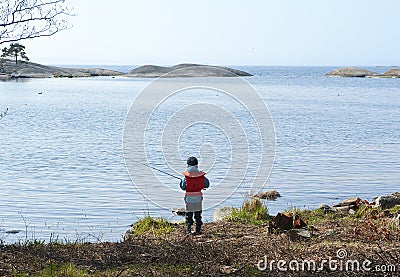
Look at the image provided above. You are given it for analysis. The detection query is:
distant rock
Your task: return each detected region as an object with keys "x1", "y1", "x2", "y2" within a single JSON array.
[
  {"x1": 0, "y1": 60, "x2": 253, "y2": 79},
  {"x1": 325, "y1": 67, "x2": 378, "y2": 78},
  {"x1": 126, "y1": 63, "x2": 253, "y2": 78},
  {"x1": 326, "y1": 67, "x2": 400, "y2": 78},
  {"x1": 0, "y1": 59, "x2": 123, "y2": 79},
  {"x1": 382, "y1": 68, "x2": 400, "y2": 78}
]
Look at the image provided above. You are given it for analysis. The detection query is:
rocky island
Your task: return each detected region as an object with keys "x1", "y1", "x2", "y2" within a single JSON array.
[
  {"x1": 325, "y1": 67, "x2": 400, "y2": 78},
  {"x1": 0, "y1": 59, "x2": 123, "y2": 79},
  {"x1": 126, "y1": 63, "x2": 253, "y2": 77},
  {"x1": 0, "y1": 60, "x2": 252, "y2": 79}
]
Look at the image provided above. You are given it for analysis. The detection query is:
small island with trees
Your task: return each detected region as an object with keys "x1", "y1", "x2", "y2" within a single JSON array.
[{"x1": 0, "y1": 43, "x2": 253, "y2": 79}]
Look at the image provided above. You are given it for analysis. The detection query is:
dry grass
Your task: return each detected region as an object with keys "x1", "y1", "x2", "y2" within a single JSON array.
[{"x1": 0, "y1": 211, "x2": 399, "y2": 276}]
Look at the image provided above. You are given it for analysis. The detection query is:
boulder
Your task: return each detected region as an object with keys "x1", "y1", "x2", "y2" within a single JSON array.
[
  {"x1": 333, "y1": 197, "x2": 363, "y2": 211},
  {"x1": 325, "y1": 67, "x2": 378, "y2": 78},
  {"x1": 253, "y1": 190, "x2": 281, "y2": 200},
  {"x1": 213, "y1": 207, "x2": 235, "y2": 222},
  {"x1": 372, "y1": 192, "x2": 400, "y2": 210},
  {"x1": 318, "y1": 204, "x2": 335, "y2": 214}
]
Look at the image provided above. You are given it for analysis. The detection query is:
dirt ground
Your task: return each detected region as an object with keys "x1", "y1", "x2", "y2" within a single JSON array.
[{"x1": 0, "y1": 214, "x2": 399, "y2": 276}]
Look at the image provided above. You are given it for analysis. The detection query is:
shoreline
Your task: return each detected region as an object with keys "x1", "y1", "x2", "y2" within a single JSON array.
[{"x1": 1, "y1": 194, "x2": 399, "y2": 276}]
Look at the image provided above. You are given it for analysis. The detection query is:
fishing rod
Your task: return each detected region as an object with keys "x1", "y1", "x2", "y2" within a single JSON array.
[
  {"x1": 0, "y1": 108, "x2": 8, "y2": 121},
  {"x1": 132, "y1": 160, "x2": 182, "y2": 180}
]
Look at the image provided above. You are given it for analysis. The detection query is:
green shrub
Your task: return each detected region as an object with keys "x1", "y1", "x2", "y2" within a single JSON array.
[
  {"x1": 130, "y1": 216, "x2": 173, "y2": 237},
  {"x1": 226, "y1": 198, "x2": 269, "y2": 225}
]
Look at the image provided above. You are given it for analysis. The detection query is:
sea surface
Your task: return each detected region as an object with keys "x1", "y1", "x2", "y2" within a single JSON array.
[{"x1": 0, "y1": 66, "x2": 399, "y2": 243}]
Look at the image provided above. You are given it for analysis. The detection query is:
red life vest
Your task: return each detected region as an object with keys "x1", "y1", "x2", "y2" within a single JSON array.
[{"x1": 182, "y1": 171, "x2": 206, "y2": 192}]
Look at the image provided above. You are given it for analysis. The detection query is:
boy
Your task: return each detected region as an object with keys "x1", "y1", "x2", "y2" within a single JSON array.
[{"x1": 179, "y1": 157, "x2": 210, "y2": 235}]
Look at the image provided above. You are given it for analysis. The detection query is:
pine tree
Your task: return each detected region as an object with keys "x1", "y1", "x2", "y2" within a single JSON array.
[{"x1": 1, "y1": 43, "x2": 29, "y2": 64}]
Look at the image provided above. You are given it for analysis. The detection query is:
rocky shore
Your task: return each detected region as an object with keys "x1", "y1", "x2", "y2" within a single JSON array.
[
  {"x1": 1, "y1": 192, "x2": 399, "y2": 276},
  {"x1": 0, "y1": 60, "x2": 252, "y2": 79},
  {"x1": 325, "y1": 67, "x2": 400, "y2": 78}
]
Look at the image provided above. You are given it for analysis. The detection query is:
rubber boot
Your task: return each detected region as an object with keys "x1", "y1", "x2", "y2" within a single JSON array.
[
  {"x1": 185, "y1": 224, "x2": 192, "y2": 235},
  {"x1": 194, "y1": 224, "x2": 201, "y2": 235}
]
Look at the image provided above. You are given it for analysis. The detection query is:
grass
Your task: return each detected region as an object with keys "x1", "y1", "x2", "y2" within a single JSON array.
[
  {"x1": 36, "y1": 263, "x2": 198, "y2": 277},
  {"x1": 129, "y1": 216, "x2": 173, "y2": 237},
  {"x1": 389, "y1": 204, "x2": 400, "y2": 214},
  {"x1": 226, "y1": 198, "x2": 270, "y2": 225},
  {"x1": 39, "y1": 263, "x2": 88, "y2": 277}
]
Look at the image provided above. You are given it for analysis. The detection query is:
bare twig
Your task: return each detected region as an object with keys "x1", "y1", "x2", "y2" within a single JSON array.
[{"x1": 0, "y1": 0, "x2": 73, "y2": 44}]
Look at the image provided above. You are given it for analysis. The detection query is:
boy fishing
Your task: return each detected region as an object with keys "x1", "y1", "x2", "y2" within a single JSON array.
[{"x1": 179, "y1": 157, "x2": 210, "y2": 235}]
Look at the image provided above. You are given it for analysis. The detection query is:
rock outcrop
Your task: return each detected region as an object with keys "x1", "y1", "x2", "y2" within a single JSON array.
[
  {"x1": 0, "y1": 60, "x2": 252, "y2": 79},
  {"x1": 0, "y1": 59, "x2": 123, "y2": 79},
  {"x1": 382, "y1": 68, "x2": 400, "y2": 78},
  {"x1": 126, "y1": 63, "x2": 252, "y2": 78},
  {"x1": 325, "y1": 67, "x2": 379, "y2": 78},
  {"x1": 325, "y1": 67, "x2": 400, "y2": 78}
]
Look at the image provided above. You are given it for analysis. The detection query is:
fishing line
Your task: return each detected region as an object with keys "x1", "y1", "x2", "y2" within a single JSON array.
[{"x1": 132, "y1": 160, "x2": 182, "y2": 180}]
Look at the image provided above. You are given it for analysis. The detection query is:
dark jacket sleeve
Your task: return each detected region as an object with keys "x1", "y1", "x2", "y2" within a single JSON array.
[
  {"x1": 204, "y1": 177, "x2": 210, "y2": 188},
  {"x1": 180, "y1": 178, "x2": 186, "y2": 190}
]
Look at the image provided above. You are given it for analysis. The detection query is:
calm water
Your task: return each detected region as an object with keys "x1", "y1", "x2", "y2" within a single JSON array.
[{"x1": 0, "y1": 66, "x2": 399, "y2": 243}]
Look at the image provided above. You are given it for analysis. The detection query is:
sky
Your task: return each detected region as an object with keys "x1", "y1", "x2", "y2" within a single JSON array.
[{"x1": 22, "y1": 0, "x2": 400, "y2": 66}]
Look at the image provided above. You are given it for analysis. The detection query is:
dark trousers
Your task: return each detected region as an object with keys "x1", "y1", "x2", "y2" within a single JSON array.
[{"x1": 185, "y1": 211, "x2": 202, "y2": 226}]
